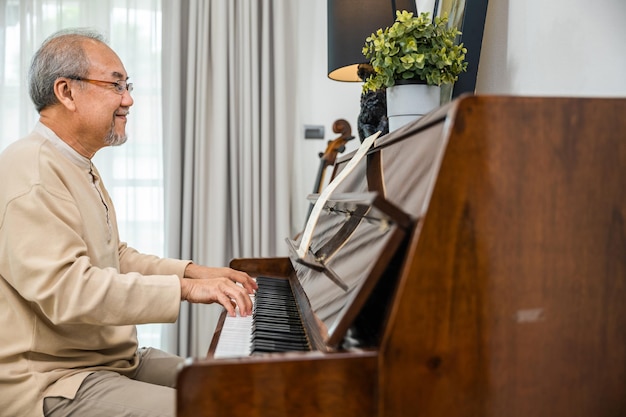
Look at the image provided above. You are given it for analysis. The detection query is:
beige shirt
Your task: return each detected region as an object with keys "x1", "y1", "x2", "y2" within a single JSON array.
[{"x1": 0, "y1": 124, "x2": 188, "y2": 417}]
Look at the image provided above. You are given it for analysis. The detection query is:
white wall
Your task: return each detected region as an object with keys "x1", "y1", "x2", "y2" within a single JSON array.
[
  {"x1": 292, "y1": 0, "x2": 626, "y2": 231},
  {"x1": 476, "y1": 0, "x2": 626, "y2": 96},
  {"x1": 292, "y1": 1, "x2": 362, "y2": 233}
]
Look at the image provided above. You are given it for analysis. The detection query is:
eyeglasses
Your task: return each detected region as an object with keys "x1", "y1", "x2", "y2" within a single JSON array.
[{"x1": 68, "y1": 76, "x2": 133, "y2": 95}]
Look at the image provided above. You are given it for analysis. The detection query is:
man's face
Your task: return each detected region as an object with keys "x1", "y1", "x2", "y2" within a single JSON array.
[{"x1": 73, "y1": 41, "x2": 134, "y2": 149}]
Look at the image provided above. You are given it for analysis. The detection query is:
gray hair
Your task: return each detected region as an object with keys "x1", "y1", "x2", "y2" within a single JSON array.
[{"x1": 28, "y1": 28, "x2": 107, "y2": 112}]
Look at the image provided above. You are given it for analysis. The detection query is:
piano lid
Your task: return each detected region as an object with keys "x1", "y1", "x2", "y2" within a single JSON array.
[
  {"x1": 288, "y1": 195, "x2": 408, "y2": 348},
  {"x1": 285, "y1": 109, "x2": 452, "y2": 348}
]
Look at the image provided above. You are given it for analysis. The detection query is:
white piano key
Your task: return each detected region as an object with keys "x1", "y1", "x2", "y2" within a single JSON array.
[{"x1": 213, "y1": 294, "x2": 255, "y2": 358}]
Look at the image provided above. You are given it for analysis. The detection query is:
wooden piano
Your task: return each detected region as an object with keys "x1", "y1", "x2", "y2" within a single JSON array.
[{"x1": 177, "y1": 96, "x2": 626, "y2": 417}]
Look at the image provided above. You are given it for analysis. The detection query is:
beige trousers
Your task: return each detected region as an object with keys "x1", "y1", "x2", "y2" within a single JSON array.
[{"x1": 43, "y1": 348, "x2": 185, "y2": 417}]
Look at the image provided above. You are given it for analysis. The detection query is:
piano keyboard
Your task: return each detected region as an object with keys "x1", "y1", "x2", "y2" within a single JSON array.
[{"x1": 213, "y1": 277, "x2": 310, "y2": 358}]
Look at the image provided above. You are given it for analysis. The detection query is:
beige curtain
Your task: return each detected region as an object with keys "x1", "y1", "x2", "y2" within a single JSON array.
[{"x1": 161, "y1": 0, "x2": 296, "y2": 357}]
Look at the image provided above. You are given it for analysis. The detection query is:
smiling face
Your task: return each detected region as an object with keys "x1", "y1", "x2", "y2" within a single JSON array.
[{"x1": 69, "y1": 39, "x2": 134, "y2": 152}]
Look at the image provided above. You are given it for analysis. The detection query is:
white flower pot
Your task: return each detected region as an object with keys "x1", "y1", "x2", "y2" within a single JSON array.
[{"x1": 386, "y1": 83, "x2": 441, "y2": 132}]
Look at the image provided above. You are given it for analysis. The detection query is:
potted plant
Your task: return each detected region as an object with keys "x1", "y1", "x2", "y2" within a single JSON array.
[{"x1": 362, "y1": 10, "x2": 467, "y2": 130}]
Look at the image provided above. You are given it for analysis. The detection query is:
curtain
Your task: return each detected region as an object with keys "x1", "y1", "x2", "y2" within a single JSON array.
[
  {"x1": 161, "y1": 0, "x2": 296, "y2": 357},
  {"x1": 0, "y1": 0, "x2": 165, "y2": 348}
]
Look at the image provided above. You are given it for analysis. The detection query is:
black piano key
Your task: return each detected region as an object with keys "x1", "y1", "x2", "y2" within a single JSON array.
[
  {"x1": 253, "y1": 323, "x2": 306, "y2": 335},
  {"x1": 252, "y1": 340, "x2": 309, "y2": 353},
  {"x1": 252, "y1": 330, "x2": 308, "y2": 342},
  {"x1": 247, "y1": 276, "x2": 311, "y2": 354}
]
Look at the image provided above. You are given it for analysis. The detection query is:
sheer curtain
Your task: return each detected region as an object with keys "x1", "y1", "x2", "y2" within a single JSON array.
[
  {"x1": 0, "y1": 0, "x2": 165, "y2": 348},
  {"x1": 162, "y1": 0, "x2": 296, "y2": 357}
]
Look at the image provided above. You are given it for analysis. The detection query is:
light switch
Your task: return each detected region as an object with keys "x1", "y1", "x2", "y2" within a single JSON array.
[{"x1": 304, "y1": 124, "x2": 325, "y2": 139}]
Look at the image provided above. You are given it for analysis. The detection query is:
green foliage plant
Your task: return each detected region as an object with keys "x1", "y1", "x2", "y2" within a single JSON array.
[{"x1": 362, "y1": 10, "x2": 468, "y2": 92}]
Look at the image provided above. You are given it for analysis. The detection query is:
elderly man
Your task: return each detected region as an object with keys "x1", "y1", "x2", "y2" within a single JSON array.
[{"x1": 0, "y1": 29, "x2": 256, "y2": 417}]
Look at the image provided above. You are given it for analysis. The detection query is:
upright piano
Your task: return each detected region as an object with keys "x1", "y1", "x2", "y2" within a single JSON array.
[{"x1": 177, "y1": 96, "x2": 626, "y2": 417}]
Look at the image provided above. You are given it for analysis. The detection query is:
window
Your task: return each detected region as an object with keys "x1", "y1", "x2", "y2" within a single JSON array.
[{"x1": 0, "y1": 0, "x2": 165, "y2": 349}]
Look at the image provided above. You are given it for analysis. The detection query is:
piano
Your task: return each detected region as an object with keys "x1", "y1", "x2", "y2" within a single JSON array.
[{"x1": 177, "y1": 96, "x2": 626, "y2": 417}]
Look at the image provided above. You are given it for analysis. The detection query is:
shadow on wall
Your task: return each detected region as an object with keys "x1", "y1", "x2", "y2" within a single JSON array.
[{"x1": 475, "y1": 0, "x2": 513, "y2": 94}]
